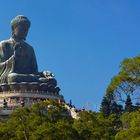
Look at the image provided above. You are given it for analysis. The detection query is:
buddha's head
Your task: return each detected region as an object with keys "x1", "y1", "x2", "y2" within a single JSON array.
[{"x1": 11, "y1": 15, "x2": 31, "y2": 40}]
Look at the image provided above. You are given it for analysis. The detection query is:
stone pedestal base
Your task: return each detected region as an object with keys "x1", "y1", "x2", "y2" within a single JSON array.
[{"x1": 0, "y1": 91, "x2": 64, "y2": 115}]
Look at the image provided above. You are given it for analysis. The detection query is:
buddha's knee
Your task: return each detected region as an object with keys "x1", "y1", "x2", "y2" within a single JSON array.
[
  {"x1": 7, "y1": 73, "x2": 19, "y2": 83},
  {"x1": 8, "y1": 73, "x2": 39, "y2": 83}
]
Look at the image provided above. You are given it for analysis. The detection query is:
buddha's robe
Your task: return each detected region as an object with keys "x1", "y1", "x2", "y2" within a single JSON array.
[{"x1": 0, "y1": 38, "x2": 38, "y2": 84}]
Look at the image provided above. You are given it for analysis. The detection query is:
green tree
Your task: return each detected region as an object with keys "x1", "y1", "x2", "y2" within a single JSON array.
[
  {"x1": 100, "y1": 95, "x2": 111, "y2": 116},
  {"x1": 125, "y1": 95, "x2": 134, "y2": 112},
  {"x1": 100, "y1": 95, "x2": 123, "y2": 116},
  {"x1": 106, "y1": 55, "x2": 140, "y2": 106},
  {"x1": 31, "y1": 120, "x2": 79, "y2": 140},
  {"x1": 0, "y1": 100, "x2": 80, "y2": 140},
  {"x1": 115, "y1": 110, "x2": 140, "y2": 140},
  {"x1": 73, "y1": 111, "x2": 117, "y2": 140}
]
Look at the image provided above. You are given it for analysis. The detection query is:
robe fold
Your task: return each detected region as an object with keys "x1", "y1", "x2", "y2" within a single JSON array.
[{"x1": 0, "y1": 38, "x2": 38, "y2": 84}]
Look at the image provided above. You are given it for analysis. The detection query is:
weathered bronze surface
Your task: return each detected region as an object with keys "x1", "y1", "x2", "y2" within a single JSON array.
[{"x1": 0, "y1": 15, "x2": 59, "y2": 93}]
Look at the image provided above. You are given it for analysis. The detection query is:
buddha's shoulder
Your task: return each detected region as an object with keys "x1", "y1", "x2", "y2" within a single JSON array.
[
  {"x1": 0, "y1": 39, "x2": 12, "y2": 48},
  {"x1": 22, "y1": 41, "x2": 34, "y2": 50}
]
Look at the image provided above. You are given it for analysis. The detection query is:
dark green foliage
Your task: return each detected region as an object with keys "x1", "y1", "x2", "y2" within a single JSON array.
[
  {"x1": 111, "y1": 102, "x2": 123, "y2": 115},
  {"x1": 125, "y1": 95, "x2": 134, "y2": 112},
  {"x1": 31, "y1": 120, "x2": 79, "y2": 140},
  {"x1": 100, "y1": 95, "x2": 123, "y2": 116},
  {"x1": 115, "y1": 110, "x2": 140, "y2": 140},
  {"x1": 73, "y1": 111, "x2": 117, "y2": 140},
  {"x1": 0, "y1": 100, "x2": 79, "y2": 140},
  {"x1": 0, "y1": 101, "x2": 119, "y2": 140},
  {"x1": 0, "y1": 99, "x2": 139, "y2": 140},
  {"x1": 100, "y1": 95, "x2": 111, "y2": 116}
]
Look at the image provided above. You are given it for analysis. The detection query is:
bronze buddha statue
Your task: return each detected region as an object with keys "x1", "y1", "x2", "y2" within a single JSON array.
[{"x1": 0, "y1": 15, "x2": 59, "y2": 93}]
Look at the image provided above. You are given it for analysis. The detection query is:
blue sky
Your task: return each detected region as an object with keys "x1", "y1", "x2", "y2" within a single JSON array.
[{"x1": 0, "y1": 0, "x2": 140, "y2": 111}]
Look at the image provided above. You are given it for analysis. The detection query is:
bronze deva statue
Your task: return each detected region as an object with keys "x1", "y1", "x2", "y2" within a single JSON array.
[{"x1": 0, "y1": 15, "x2": 59, "y2": 92}]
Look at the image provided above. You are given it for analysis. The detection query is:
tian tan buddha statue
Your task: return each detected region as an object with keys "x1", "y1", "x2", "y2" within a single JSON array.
[{"x1": 0, "y1": 15, "x2": 59, "y2": 92}]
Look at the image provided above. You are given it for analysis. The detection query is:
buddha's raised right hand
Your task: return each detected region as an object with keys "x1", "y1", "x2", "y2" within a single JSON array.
[{"x1": 13, "y1": 42, "x2": 21, "y2": 57}]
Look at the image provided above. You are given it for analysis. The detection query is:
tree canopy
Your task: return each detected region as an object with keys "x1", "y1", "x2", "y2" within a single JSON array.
[
  {"x1": 106, "y1": 55, "x2": 140, "y2": 104},
  {"x1": 0, "y1": 99, "x2": 139, "y2": 139}
]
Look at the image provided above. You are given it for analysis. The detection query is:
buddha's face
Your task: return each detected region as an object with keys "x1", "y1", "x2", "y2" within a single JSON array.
[{"x1": 13, "y1": 23, "x2": 29, "y2": 40}]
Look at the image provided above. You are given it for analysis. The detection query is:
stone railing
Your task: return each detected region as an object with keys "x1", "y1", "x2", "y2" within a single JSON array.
[{"x1": 0, "y1": 91, "x2": 64, "y2": 100}]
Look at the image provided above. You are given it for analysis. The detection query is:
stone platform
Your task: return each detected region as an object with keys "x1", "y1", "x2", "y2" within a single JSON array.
[{"x1": 0, "y1": 90, "x2": 64, "y2": 115}]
